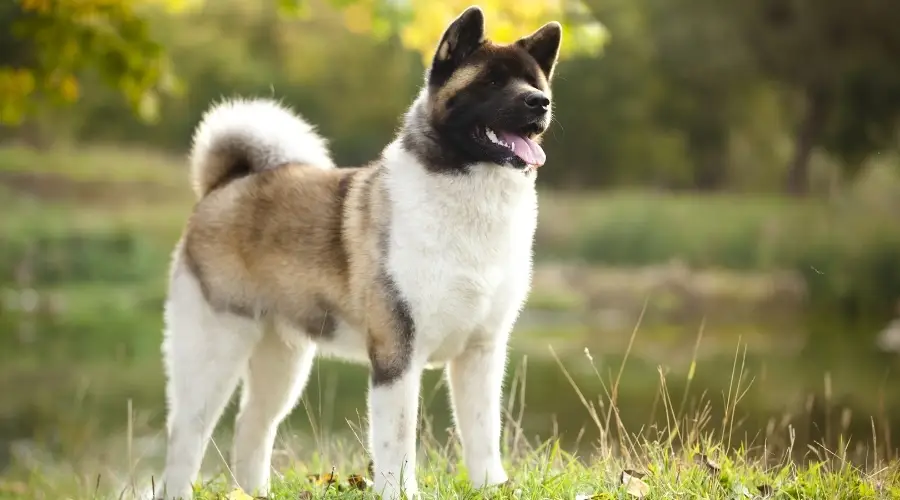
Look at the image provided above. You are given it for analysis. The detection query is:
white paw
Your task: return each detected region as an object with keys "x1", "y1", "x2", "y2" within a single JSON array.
[{"x1": 469, "y1": 465, "x2": 508, "y2": 489}]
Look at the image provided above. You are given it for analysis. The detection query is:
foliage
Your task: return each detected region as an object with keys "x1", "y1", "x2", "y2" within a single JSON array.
[
  {"x1": 3, "y1": 0, "x2": 899, "y2": 192},
  {"x1": 0, "y1": 0, "x2": 179, "y2": 124},
  {"x1": 734, "y1": 0, "x2": 900, "y2": 191},
  {"x1": 0, "y1": 0, "x2": 606, "y2": 127},
  {"x1": 391, "y1": 0, "x2": 607, "y2": 66}
]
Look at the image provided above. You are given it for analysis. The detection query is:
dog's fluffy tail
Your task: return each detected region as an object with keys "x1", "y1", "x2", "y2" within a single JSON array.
[{"x1": 189, "y1": 98, "x2": 334, "y2": 198}]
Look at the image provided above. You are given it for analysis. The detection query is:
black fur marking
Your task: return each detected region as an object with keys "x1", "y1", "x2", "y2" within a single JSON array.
[
  {"x1": 206, "y1": 155, "x2": 253, "y2": 194},
  {"x1": 429, "y1": 7, "x2": 486, "y2": 88},
  {"x1": 516, "y1": 22, "x2": 563, "y2": 79},
  {"x1": 336, "y1": 171, "x2": 354, "y2": 203},
  {"x1": 369, "y1": 181, "x2": 416, "y2": 387},
  {"x1": 369, "y1": 270, "x2": 416, "y2": 387},
  {"x1": 330, "y1": 171, "x2": 354, "y2": 275}
]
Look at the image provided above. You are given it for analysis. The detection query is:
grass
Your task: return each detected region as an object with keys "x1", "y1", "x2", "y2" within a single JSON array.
[{"x1": 2, "y1": 324, "x2": 898, "y2": 500}]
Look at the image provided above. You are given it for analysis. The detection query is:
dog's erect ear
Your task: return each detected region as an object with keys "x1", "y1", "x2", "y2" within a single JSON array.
[
  {"x1": 516, "y1": 21, "x2": 562, "y2": 80},
  {"x1": 428, "y1": 6, "x2": 485, "y2": 86}
]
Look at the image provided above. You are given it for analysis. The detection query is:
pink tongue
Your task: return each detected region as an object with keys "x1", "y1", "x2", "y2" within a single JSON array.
[{"x1": 499, "y1": 132, "x2": 546, "y2": 167}]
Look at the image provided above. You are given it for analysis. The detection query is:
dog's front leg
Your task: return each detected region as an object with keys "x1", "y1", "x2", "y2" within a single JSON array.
[
  {"x1": 447, "y1": 340, "x2": 509, "y2": 488},
  {"x1": 366, "y1": 280, "x2": 421, "y2": 500},
  {"x1": 368, "y1": 361, "x2": 422, "y2": 499}
]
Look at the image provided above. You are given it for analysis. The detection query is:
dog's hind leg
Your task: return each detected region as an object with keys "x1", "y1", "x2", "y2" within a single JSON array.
[
  {"x1": 158, "y1": 270, "x2": 262, "y2": 500},
  {"x1": 231, "y1": 320, "x2": 316, "y2": 496}
]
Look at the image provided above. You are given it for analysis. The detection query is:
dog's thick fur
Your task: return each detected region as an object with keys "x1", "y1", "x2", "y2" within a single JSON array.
[{"x1": 158, "y1": 7, "x2": 561, "y2": 499}]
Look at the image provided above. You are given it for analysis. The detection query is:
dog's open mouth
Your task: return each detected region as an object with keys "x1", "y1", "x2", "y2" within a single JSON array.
[{"x1": 484, "y1": 127, "x2": 546, "y2": 168}]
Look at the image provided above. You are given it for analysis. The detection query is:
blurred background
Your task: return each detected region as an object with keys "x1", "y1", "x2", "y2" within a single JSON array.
[{"x1": 1, "y1": 0, "x2": 900, "y2": 494}]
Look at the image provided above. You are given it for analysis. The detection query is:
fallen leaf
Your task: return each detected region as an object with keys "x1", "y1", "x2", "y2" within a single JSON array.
[
  {"x1": 307, "y1": 472, "x2": 338, "y2": 486},
  {"x1": 620, "y1": 470, "x2": 650, "y2": 498},
  {"x1": 225, "y1": 488, "x2": 254, "y2": 500},
  {"x1": 347, "y1": 474, "x2": 372, "y2": 490}
]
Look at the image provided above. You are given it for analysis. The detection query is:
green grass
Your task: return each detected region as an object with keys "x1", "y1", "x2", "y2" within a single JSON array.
[
  {"x1": 155, "y1": 448, "x2": 899, "y2": 499},
  {"x1": 2, "y1": 329, "x2": 899, "y2": 500},
  {"x1": 7, "y1": 450, "x2": 896, "y2": 499}
]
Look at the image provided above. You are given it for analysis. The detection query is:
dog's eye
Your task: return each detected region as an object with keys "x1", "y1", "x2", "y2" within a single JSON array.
[{"x1": 485, "y1": 71, "x2": 505, "y2": 88}]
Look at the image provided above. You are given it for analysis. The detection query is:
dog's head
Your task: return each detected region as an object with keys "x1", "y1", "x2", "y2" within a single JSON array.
[{"x1": 405, "y1": 6, "x2": 562, "y2": 173}]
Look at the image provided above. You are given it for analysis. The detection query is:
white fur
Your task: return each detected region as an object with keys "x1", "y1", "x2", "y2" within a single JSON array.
[
  {"x1": 159, "y1": 266, "x2": 319, "y2": 499},
  {"x1": 364, "y1": 143, "x2": 537, "y2": 498},
  {"x1": 158, "y1": 105, "x2": 538, "y2": 500},
  {"x1": 189, "y1": 98, "x2": 334, "y2": 197}
]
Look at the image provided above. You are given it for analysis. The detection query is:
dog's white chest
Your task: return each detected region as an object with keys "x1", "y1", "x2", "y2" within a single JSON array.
[{"x1": 385, "y1": 150, "x2": 537, "y2": 363}]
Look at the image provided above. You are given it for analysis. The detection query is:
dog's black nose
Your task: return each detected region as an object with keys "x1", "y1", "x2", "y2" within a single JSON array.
[{"x1": 524, "y1": 92, "x2": 550, "y2": 111}]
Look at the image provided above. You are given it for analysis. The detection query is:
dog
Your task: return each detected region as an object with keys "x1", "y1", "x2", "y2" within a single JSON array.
[{"x1": 157, "y1": 6, "x2": 561, "y2": 499}]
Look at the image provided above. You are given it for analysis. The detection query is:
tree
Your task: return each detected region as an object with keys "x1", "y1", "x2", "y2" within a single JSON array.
[
  {"x1": 0, "y1": 0, "x2": 177, "y2": 125},
  {"x1": 0, "y1": 0, "x2": 607, "y2": 126},
  {"x1": 736, "y1": 0, "x2": 900, "y2": 195},
  {"x1": 550, "y1": 0, "x2": 763, "y2": 190}
]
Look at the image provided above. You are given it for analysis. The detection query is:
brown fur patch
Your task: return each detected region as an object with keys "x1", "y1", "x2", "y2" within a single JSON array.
[{"x1": 179, "y1": 160, "x2": 414, "y2": 382}]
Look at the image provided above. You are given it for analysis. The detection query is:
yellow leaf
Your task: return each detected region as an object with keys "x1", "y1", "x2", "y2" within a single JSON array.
[
  {"x1": 19, "y1": 0, "x2": 52, "y2": 14},
  {"x1": 59, "y1": 75, "x2": 80, "y2": 102},
  {"x1": 389, "y1": 0, "x2": 607, "y2": 64},
  {"x1": 225, "y1": 488, "x2": 254, "y2": 500},
  {"x1": 307, "y1": 472, "x2": 338, "y2": 486},
  {"x1": 138, "y1": 0, "x2": 204, "y2": 13}
]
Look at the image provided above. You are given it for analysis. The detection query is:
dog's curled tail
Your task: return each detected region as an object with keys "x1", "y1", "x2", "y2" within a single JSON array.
[{"x1": 189, "y1": 98, "x2": 335, "y2": 198}]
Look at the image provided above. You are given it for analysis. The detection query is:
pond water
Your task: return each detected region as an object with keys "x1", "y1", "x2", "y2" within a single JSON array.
[{"x1": 2, "y1": 306, "x2": 898, "y2": 482}]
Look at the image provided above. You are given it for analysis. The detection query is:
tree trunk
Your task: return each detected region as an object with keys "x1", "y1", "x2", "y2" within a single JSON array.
[
  {"x1": 691, "y1": 127, "x2": 729, "y2": 191},
  {"x1": 786, "y1": 85, "x2": 828, "y2": 196}
]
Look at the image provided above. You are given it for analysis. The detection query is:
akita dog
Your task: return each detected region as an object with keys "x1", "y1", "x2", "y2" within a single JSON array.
[{"x1": 157, "y1": 6, "x2": 561, "y2": 499}]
